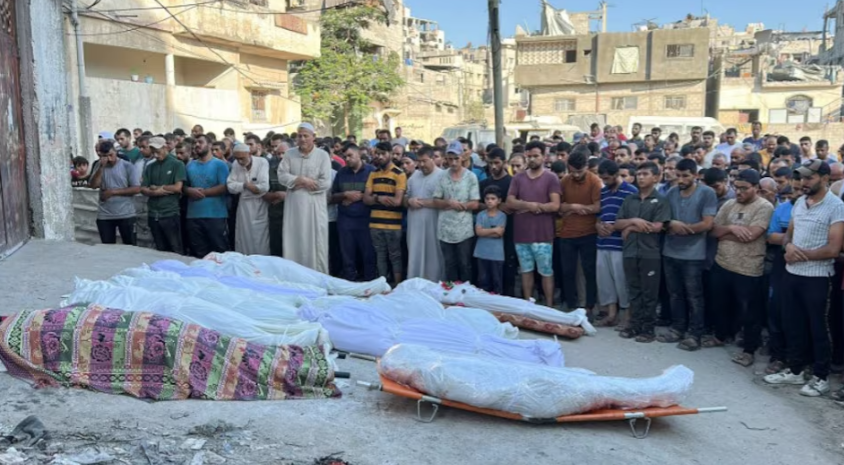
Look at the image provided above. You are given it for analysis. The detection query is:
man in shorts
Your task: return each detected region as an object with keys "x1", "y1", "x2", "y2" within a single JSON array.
[{"x1": 506, "y1": 141, "x2": 562, "y2": 307}]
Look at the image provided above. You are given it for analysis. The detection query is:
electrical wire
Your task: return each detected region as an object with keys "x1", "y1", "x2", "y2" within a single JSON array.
[
  {"x1": 68, "y1": 4, "x2": 200, "y2": 36},
  {"x1": 84, "y1": 0, "x2": 366, "y2": 16}
]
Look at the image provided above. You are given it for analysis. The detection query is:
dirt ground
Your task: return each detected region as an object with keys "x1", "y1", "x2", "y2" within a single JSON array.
[{"x1": 0, "y1": 240, "x2": 842, "y2": 465}]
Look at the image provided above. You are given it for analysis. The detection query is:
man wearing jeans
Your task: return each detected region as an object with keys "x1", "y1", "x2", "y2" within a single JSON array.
[
  {"x1": 89, "y1": 140, "x2": 140, "y2": 245},
  {"x1": 141, "y1": 138, "x2": 187, "y2": 254},
  {"x1": 559, "y1": 150, "x2": 602, "y2": 313},
  {"x1": 364, "y1": 142, "x2": 407, "y2": 284},
  {"x1": 709, "y1": 169, "x2": 773, "y2": 367},
  {"x1": 506, "y1": 141, "x2": 561, "y2": 307},
  {"x1": 765, "y1": 160, "x2": 844, "y2": 398},
  {"x1": 433, "y1": 141, "x2": 480, "y2": 282},
  {"x1": 332, "y1": 144, "x2": 376, "y2": 281},
  {"x1": 660, "y1": 158, "x2": 717, "y2": 351}
]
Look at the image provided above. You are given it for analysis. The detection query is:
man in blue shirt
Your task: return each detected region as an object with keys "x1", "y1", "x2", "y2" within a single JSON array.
[
  {"x1": 595, "y1": 160, "x2": 638, "y2": 327},
  {"x1": 184, "y1": 134, "x2": 230, "y2": 258},
  {"x1": 331, "y1": 144, "x2": 377, "y2": 281},
  {"x1": 764, "y1": 176, "x2": 798, "y2": 375},
  {"x1": 742, "y1": 121, "x2": 765, "y2": 151}
]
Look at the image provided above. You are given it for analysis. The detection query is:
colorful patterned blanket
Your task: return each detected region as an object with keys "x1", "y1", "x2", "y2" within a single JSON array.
[{"x1": 0, "y1": 305, "x2": 340, "y2": 401}]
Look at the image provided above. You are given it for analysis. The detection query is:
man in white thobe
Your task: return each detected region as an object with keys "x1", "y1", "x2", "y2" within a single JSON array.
[
  {"x1": 277, "y1": 123, "x2": 332, "y2": 273},
  {"x1": 227, "y1": 143, "x2": 270, "y2": 255},
  {"x1": 405, "y1": 147, "x2": 445, "y2": 281}
]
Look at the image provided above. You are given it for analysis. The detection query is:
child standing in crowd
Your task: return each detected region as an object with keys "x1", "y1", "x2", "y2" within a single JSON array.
[{"x1": 474, "y1": 186, "x2": 506, "y2": 294}]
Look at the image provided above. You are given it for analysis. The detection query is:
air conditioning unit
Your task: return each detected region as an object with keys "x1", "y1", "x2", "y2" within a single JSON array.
[{"x1": 287, "y1": 0, "x2": 306, "y2": 8}]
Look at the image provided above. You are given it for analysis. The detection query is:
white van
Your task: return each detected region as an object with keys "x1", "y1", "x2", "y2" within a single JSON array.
[{"x1": 626, "y1": 117, "x2": 725, "y2": 140}]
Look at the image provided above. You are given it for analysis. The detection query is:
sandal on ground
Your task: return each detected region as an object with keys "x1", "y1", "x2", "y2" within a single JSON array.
[
  {"x1": 701, "y1": 335, "x2": 725, "y2": 348},
  {"x1": 765, "y1": 360, "x2": 785, "y2": 375},
  {"x1": 635, "y1": 333, "x2": 656, "y2": 343},
  {"x1": 731, "y1": 352, "x2": 755, "y2": 367},
  {"x1": 832, "y1": 388, "x2": 844, "y2": 402},
  {"x1": 677, "y1": 336, "x2": 701, "y2": 351},
  {"x1": 619, "y1": 329, "x2": 637, "y2": 339},
  {"x1": 657, "y1": 329, "x2": 683, "y2": 344}
]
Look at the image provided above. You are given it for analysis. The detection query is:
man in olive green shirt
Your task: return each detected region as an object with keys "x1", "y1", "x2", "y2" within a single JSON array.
[{"x1": 141, "y1": 141, "x2": 187, "y2": 253}]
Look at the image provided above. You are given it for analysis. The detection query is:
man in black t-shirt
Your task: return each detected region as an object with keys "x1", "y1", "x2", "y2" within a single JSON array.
[{"x1": 480, "y1": 148, "x2": 516, "y2": 297}]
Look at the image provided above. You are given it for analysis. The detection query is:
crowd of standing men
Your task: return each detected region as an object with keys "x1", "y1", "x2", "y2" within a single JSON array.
[{"x1": 74, "y1": 120, "x2": 844, "y2": 402}]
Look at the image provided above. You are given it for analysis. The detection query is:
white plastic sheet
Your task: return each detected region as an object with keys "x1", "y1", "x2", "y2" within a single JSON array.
[
  {"x1": 298, "y1": 300, "x2": 562, "y2": 366},
  {"x1": 198, "y1": 252, "x2": 392, "y2": 297},
  {"x1": 112, "y1": 267, "x2": 306, "y2": 323},
  {"x1": 379, "y1": 344, "x2": 694, "y2": 418},
  {"x1": 65, "y1": 279, "x2": 328, "y2": 349},
  {"x1": 397, "y1": 279, "x2": 596, "y2": 335},
  {"x1": 150, "y1": 260, "x2": 327, "y2": 300}
]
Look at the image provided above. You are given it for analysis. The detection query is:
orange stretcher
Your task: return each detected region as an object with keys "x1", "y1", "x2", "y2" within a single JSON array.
[{"x1": 359, "y1": 375, "x2": 727, "y2": 438}]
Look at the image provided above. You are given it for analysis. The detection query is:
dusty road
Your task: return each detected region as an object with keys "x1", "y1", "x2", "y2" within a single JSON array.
[{"x1": 0, "y1": 240, "x2": 841, "y2": 465}]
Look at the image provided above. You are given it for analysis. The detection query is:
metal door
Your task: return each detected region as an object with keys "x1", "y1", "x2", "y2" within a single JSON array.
[{"x1": 0, "y1": 0, "x2": 28, "y2": 256}]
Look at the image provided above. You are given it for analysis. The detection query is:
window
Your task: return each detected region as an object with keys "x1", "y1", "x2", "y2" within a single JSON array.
[
  {"x1": 436, "y1": 104, "x2": 443, "y2": 113},
  {"x1": 554, "y1": 98, "x2": 576, "y2": 112},
  {"x1": 667, "y1": 44, "x2": 695, "y2": 58},
  {"x1": 611, "y1": 96, "x2": 638, "y2": 110},
  {"x1": 436, "y1": 74, "x2": 446, "y2": 86},
  {"x1": 564, "y1": 50, "x2": 577, "y2": 63},
  {"x1": 664, "y1": 95, "x2": 687, "y2": 110},
  {"x1": 416, "y1": 72, "x2": 425, "y2": 83},
  {"x1": 448, "y1": 107, "x2": 455, "y2": 114},
  {"x1": 250, "y1": 0, "x2": 269, "y2": 6},
  {"x1": 250, "y1": 90, "x2": 268, "y2": 122}
]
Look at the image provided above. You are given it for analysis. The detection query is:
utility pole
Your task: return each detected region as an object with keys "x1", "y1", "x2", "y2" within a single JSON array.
[
  {"x1": 488, "y1": 0, "x2": 504, "y2": 147},
  {"x1": 601, "y1": 1, "x2": 607, "y2": 33},
  {"x1": 70, "y1": 0, "x2": 94, "y2": 160}
]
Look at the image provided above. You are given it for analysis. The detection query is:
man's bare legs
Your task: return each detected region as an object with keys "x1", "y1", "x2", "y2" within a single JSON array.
[
  {"x1": 542, "y1": 275, "x2": 555, "y2": 308},
  {"x1": 521, "y1": 272, "x2": 534, "y2": 301}
]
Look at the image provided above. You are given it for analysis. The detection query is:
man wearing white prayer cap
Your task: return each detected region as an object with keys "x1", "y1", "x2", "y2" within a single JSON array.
[
  {"x1": 227, "y1": 142, "x2": 271, "y2": 255},
  {"x1": 277, "y1": 122, "x2": 332, "y2": 272}
]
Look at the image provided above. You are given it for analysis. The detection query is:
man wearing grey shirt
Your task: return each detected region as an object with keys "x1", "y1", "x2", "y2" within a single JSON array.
[
  {"x1": 764, "y1": 160, "x2": 844, "y2": 399},
  {"x1": 89, "y1": 140, "x2": 140, "y2": 245},
  {"x1": 659, "y1": 158, "x2": 717, "y2": 351}
]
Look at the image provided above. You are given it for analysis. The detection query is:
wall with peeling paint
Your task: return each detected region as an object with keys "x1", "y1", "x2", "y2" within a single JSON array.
[{"x1": 17, "y1": 0, "x2": 75, "y2": 241}]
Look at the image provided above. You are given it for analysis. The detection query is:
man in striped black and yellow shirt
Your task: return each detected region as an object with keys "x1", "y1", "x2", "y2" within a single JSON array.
[{"x1": 364, "y1": 141, "x2": 407, "y2": 284}]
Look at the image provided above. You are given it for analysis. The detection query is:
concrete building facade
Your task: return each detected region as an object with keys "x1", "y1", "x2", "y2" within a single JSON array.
[
  {"x1": 712, "y1": 30, "x2": 843, "y2": 126},
  {"x1": 514, "y1": 27, "x2": 710, "y2": 127},
  {"x1": 66, "y1": 0, "x2": 320, "y2": 158}
]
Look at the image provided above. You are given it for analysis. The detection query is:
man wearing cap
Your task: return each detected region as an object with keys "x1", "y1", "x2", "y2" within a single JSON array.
[
  {"x1": 764, "y1": 160, "x2": 844, "y2": 398},
  {"x1": 433, "y1": 141, "x2": 481, "y2": 283},
  {"x1": 709, "y1": 169, "x2": 773, "y2": 367},
  {"x1": 406, "y1": 146, "x2": 446, "y2": 282},
  {"x1": 185, "y1": 134, "x2": 230, "y2": 258},
  {"x1": 89, "y1": 140, "x2": 140, "y2": 245},
  {"x1": 278, "y1": 123, "x2": 332, "y2": 273},
  {"x1": 227, "y1": 142, "x2": 269, "y2": 255},
  {"x1": 141, "y1": 136, "x2": 187, "y2": 254},
  {"x1": 364, "y1": 141, "x2": 407, "y2": 284}
]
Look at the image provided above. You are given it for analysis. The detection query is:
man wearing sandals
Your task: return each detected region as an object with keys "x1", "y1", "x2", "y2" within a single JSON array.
[
  {"x1": 764, "y1": 160, "x2": 844, "y2": 398},
  {"x1": 660, "y1": 158, "x2": 718, "y2": 350},
  {"x1": 709, "y1": 169, "x2": 773, "y2": 367},
  {"x1": 615, "y1": 162, "x2": 672, "y2": 342}
]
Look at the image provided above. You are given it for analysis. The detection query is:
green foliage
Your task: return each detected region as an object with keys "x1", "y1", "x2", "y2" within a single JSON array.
[{"x1": 294, "y1": 6, "x2": 404, "y2": 129}]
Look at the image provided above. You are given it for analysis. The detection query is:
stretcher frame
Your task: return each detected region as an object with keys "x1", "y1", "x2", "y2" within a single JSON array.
[{"x1": 359, "y1": 376, "x2": 727, "y2": 439}]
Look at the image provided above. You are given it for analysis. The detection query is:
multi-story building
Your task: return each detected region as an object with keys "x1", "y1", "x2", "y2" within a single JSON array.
[
  {"x1": 711, "y1": 29, "x2": 843, "y2": 127},
  {"x1": 514, "y1": 27, "x2": 710, "y2": 127},
  {"x1": 67, "y1": 0, "x2": 320, "y2": 148}
]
